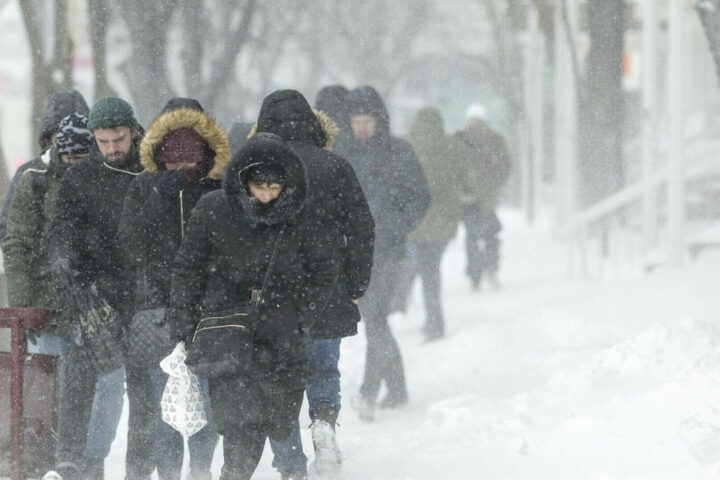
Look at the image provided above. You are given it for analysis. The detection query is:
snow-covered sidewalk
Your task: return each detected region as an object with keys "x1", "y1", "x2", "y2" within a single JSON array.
[{"x1": 107, "y1": 207, "x2": 720, "y2": 479}]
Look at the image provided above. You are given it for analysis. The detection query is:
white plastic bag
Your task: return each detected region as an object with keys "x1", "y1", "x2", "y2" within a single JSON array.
[{"x1": 159, "y1": 342, "x2": 208, "y2": 437}]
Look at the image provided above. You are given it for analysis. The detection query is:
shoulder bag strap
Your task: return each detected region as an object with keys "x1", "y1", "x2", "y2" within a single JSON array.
[{"x1": 252, "y1": 227, "x2": 287, "y2": 312}]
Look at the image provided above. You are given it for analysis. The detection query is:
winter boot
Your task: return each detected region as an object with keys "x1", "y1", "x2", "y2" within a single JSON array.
[
  {"x1": 280, "y1": 464, "x2": 308, "y2": 480},
  {"x1": 350, "y1": 394, "x2": 375, "y2": 422},
  {"x1": 309, "y1": 403, "x2": 341, "y2": 478},
  {"x1": 43, "y1": 462, "x2": 82, "y2": 480},
  {"x1": 377, "y1": 390, "x2": 408, "y2": 410}
]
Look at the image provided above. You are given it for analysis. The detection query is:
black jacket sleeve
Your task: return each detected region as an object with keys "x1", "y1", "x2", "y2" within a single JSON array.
[
  {"x1": 391, "y1": 138, "x2": 431, "y2": 239},
  {"x1": 49, "y1": 166, "x2": 86, "y2": 274},
  {"x1": 336, "y1": 157, "x2": 374, "y2": 299},
  {"x1": 296, "y1": 218, "x2": 340, "y2": 331}
]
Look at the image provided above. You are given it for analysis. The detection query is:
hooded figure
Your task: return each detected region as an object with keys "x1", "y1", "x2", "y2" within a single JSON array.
[
  {"x1": 401, "y1": 107, "x2": 480, "y2": 340},
  {"x1": 314, "y1": 85, "x2": 349, "y2": 130},
  {"x1": 169, "y1": 134, "x2": 338, "y2": 480},
  {"x1": 3, "y1": 113, "x2": 94, "y2": 314},
  {"x1": 0, "y1": 90, "x2": 90, "y2": 241},
  {"x1": 118, "y1": 97, "x2": 228, "y2": 480},
  {"x1": 251, "y1": 89, "x2": 374, "y2": 478},
  {"x1": 336, "y1": 86, "x2": 430, "y2": 421},
  {"x1": 457, "y1": 114, "x2": 512, "y2": 289}
]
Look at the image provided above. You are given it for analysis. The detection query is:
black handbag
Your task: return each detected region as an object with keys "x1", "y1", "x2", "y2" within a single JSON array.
[
  {"x1": 185, "y1": 229, "x2": 285, "y2": 378},
  {"x1": 124, "y1": 307, "x2": 175, "y2": 367}
]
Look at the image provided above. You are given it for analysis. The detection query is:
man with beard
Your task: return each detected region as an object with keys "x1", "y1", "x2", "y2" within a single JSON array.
[
  {"x1": 4, "y1": 112, "x2": 126, "y2": 480},
  {"x1": 46, "y1": 97, "x2": 152, "y2": 480},
  {"x1": 335, "y1": 86, "x2": 430, "y2": 421}
]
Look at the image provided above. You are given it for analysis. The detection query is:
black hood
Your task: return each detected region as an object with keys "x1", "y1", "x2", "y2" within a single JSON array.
[
  {"x1": 315, "y1": 85, "x2": 349, "y2": 126},
  {"x1": 39, "y1": 90, "x2": 90, "y2": 149},
  {"x1": 223, "y1": 133, "x2": 307, "y2": 227},
  {"x1": 255, "y1": 89, "x2": 327, "y2": 148},
  {"x1": 228, "y1": 121, "x2": 254, "y2": 155},
  {"x1": 344, "y1": 86, "x2": 391, "y2": 138}
]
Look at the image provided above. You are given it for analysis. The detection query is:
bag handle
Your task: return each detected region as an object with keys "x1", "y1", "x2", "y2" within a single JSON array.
[{"x1": 252, "y1": 228, "x2": 286, "y2": 312}]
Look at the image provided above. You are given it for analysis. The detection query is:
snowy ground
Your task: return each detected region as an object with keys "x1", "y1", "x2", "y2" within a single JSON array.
[{"x1": 106, "y1": 206, "x2": 720, "y2": 480}]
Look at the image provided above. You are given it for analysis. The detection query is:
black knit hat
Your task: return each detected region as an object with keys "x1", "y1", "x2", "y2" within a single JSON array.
[
  {"x1": 244, "y1": 162, "x2": 286, "y2": 185},
  {"x1": 55, "y1": 113, "x2": 94, "y2": 155}
]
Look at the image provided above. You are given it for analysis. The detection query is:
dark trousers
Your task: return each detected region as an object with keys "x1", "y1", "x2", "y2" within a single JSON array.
[
  {"x1": 56, "y1": 345, "x2": 155, "y2": 479},
  {"x1": 414, "y1": 241, "x2": 448, "y2": 337},
  {"x1": 463, "y1": 204, "x2": 501, "y2": 285},
  {"x1": 218, "y1": 388, "x2": 304, "y2": 480},
  {"x1": 359, "y1": 253, "x2": 407, "y2": 403}
]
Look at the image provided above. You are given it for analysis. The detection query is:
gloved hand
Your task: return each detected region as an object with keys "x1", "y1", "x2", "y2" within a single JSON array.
[
  {"x1": 25, "y1": 329, "x2": 39, "y2": 346},
  {"x1": 167, "y1": 307, "x2": 197, "y2": 343},
  {"x1": 51, "y1": 257, "x2": 81, "y2": 307},
  {"x1": 155, "y1": 170, "x2": 188, "y2": 199}
]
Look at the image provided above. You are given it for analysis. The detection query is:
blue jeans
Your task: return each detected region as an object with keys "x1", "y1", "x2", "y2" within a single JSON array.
[
  {"x1": 149, "y1": 368, "x2": 218, "y2": 480},
  {"x1": 28, "y1": 331, "x2": 125, "y2": 460},
  {"x1": 270, "y1": 337, "x2": 341, "y2": 475}
]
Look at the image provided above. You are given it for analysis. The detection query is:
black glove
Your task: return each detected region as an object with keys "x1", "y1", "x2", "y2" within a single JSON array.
[
  {"x1": 167, "y1": 307, "x2": 197, "y2": 343},
  {"x1": 25, "y1": 329, "x2": 39, "y2": 346},
  {"x1": 155, "y1": 170, "x2": 188, "y2": 199},
  {"x1": 52, "y1": 257, "x2": 82, "y2": 312}
]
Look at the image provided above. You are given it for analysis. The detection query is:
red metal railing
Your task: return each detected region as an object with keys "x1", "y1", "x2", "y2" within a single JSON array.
[{"x1": 0, "y1": 308, "x2": 54, "y2": 480}]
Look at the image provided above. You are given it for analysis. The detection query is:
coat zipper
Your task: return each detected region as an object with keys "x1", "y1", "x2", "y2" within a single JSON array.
[{"x1": 179, "y1": 189, "x2": 185, "y2": 240}]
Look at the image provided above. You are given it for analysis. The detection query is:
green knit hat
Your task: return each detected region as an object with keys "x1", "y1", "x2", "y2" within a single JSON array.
[{"x1": 87, "y1": 97, "x2": 138, "y2": 131}]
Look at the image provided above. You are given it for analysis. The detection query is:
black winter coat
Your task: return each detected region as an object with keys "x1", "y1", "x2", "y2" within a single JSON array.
[
  {"x1": 337, "y1": 86, "x2": 430, "y2": 258},
  {"x1": 252, "y1": 89, "x2": 374, "y2": 338},
  {"x1": 49, "y1": 141, "x2": 143, "y2": 312},
  {"x1": 118, "y1": 99, "x2": 230, "y2": 310},
  {"x1": 170, "y1": 135, "x2": 338, "y2": 431}
]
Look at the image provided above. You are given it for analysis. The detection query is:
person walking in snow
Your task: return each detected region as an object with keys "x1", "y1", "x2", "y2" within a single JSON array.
[
  {"x1": 250, "y1": 89, "x2": 374, "y2": 479},
  {"x1": 46, "y1": 97, "x2": 153, "y2": 480},
  {"x1": 457, "y1": 105, "x2": 511, "y2": 290},
  {"x1": 335, "y1": 86, "x2": 430, "y2": 420},
  {"x1": 119, "y1": 98, "x2": 228, "y2": 480},
  {"x1": 168, "y1": 134, "x2": 338, "y2": 480},
  {"x1": 395, "y1": 107, "x2": 481, "y2": 341},
  {"x1": 0, "y1": 90, "x2": 89, "y2": 241},
  {"x1": 3, "y1": 112, "x2": 126, "y2": 479}
]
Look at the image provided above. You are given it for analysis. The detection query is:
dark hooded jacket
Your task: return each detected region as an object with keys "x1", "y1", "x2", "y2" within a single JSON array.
[
  {"x1": 0, "y1": 90, "x2": 89, "y2": 241},
  {"x1": 49, "y1": 124, "x2": 144, "y2": 312},
  {"x1": 3, "y1": 147, "x2": 74, "y2": 327},
  {"x1": 336, "y1": 86, "x2": 430, "y2": 258},
  {"x1": 315, "y1": 85, "x2": 349, "y2": 130},
  {"x1": 251, "y1": 89, "x2": 374, "y2": 338},
  {"x1": 170, "y1": 134, "x2": 338, "y2": 433},
  {"x1": 118, "y1": 98, "x2": 230, "y2": 311}
]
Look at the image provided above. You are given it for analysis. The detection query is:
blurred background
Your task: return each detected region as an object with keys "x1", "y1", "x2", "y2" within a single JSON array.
[{"x1": 0, "y1": 0, "x2": 719, "y2": 277}]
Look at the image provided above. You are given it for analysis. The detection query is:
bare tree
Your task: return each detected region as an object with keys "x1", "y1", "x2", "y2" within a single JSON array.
[
  {"x1": 88, "y1": 0, "x2": 115, "y2": 100},
  {"x1": 697, "y1": 0, "x2": 720, "y2": 83},
  {"x1": 18, "y1": 0, "x2": 73, "y2": 155},
  {"x1": 578, "y1": 0, "x2": 626, "y2": 206}
]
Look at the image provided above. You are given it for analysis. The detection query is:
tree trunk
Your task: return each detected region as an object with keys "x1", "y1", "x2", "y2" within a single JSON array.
[
  {"x1": 696, "y1": 0, "x2": 720, "y2": 83},
  {"x1": 116, "y1": 0, "x2": 180, "y2": 125},
  {"x1": 578, "y1": 0, "x2": 626, "y2": 206},
  {"x1": 88, "y1": 0, "x2": 115, "y2": 100}
]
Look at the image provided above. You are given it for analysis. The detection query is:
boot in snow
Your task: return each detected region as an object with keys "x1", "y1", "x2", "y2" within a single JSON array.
[
  {"x1": 309, "y1": 403, "x2": 341, "y2": 478},
  {"x1": 350, "y1": 394, "x2": 375, "y2": 422},
  {"x1": 43, "y1": 462, "x2": 82, "y2": 480}
]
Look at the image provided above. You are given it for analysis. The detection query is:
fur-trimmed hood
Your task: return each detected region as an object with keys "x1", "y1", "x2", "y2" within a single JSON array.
[
  {"x1": 223, "y1": 133, "x2": 307, "y2": 227},
  {"x1": 248, "y1": 89, "x2": 338, "y2": 150},
  {"x1": 140, "y1": 98, "x2": 230, "y2": 180}
]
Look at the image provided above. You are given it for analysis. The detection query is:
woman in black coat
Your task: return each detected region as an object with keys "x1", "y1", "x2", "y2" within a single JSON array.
[
  {"x1": 118, "y1": 97, "x2": 229, "y2": 480},
  {"x1": 169, "y1": 134, "x2": 338, "y2": 480}
]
